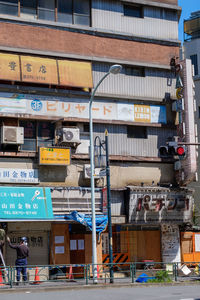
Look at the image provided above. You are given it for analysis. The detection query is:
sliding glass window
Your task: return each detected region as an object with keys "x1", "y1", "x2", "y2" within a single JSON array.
[
  {"x1": 57, "y1": 0, "x2": 72, "y2": 23},
  {"x1": 0, "y1": 0, "x2": 18, "y2": 16},
  {"x1": 0, "y1": 0, "x2": 91, "y2": 26},
  {"x1": 38, "y1": 0, "x2": 55, "y2": 21},
  {"x1": 74, "y1": 0, "x2": 90, "y2": 26}
]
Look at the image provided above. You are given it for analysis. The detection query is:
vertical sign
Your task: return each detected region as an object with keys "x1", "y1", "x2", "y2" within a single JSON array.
[{"x1": 102, "y1": 187, "x2": 107, "y2": 214}]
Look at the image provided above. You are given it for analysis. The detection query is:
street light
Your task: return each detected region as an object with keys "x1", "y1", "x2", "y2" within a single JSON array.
[{"x1": 89, "y1": 64, "x2": 122, "y2": 283}]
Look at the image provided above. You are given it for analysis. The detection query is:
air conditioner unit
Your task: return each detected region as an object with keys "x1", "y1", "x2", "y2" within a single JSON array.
[
  {"x1": 84, "y1": 164, "x2": 106, "y2": 179},
  {"x1": 1, "y1": 126, "x2": 24, "y2": 144},
  {"x1": 57, "y1": 127, "x2": 80, "y2": 144}
]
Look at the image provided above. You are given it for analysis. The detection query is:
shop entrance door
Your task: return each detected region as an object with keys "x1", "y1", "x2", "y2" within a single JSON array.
[
  {"x1": 70, "y1": 234, "x2": 85, "y2": 277},
  {"x1": 50, "y1": 223, "x2": 70, "y2": 265}
]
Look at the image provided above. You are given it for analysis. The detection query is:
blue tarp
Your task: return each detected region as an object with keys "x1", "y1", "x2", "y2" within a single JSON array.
[
  {"x1": 54, "y1": 211, "x2": 108, "y2": 234},
  {"x1": 135, "y1": 273, "x2": 156, "y2": 283}
]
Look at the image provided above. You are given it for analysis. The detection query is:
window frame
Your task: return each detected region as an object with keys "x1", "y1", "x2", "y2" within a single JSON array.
[
  {"x1": 0, "y1": 0, "x2": 91, "y2": 26},
  {"x1": 125, "y1": 66, "x2": 145, "y2": 77},
  {"x1": 127, "y1": 126, "x2": 147, "y2": 139},
  {"x1": 19, "y1": 120, "x2": 55, "y2": 152},
  {"x1": 190, "y1": 54, "x2": 198, "y2": 76},
  {"x1": 123, "y1": 4, "x2": 143, "y2": 19}
]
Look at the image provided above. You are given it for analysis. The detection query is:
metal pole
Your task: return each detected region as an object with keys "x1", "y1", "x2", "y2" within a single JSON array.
[
  {"x1": 89, "y1": 72, "x2": 110, "y2": 284},
  {"x1": 105, "y1": 129, "x2": 114, "y2": 283}
]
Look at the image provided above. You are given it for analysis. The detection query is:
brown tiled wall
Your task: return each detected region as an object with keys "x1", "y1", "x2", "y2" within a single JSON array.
[{"x1": 0, "y1": 22, "x2": 179, "y2": 66}]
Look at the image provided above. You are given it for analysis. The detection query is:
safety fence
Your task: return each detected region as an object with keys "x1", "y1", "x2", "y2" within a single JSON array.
[{"x1": 0, "y1": 261, "x2": 200, "y2": 288}]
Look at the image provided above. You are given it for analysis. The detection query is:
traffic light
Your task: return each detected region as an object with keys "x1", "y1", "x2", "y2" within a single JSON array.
[{"x1": 159, "y1": 143, "x2": 186, "y2": 158}]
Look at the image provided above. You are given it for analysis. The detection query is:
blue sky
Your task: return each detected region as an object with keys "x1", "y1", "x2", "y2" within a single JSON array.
[{"x1": 178, "y1": 0, "x2": 200, "y2": 42}]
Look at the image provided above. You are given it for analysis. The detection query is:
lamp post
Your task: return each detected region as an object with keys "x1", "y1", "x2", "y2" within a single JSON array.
[{"x1": 89, "y1": 64, "x2": 122, "y2": 283}]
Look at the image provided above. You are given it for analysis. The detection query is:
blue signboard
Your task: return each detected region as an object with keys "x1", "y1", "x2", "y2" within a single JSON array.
[{"x1": 0, "y1": 187, "x2": 53, "y2": 219}]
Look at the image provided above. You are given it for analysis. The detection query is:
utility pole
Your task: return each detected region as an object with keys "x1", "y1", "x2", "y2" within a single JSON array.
[{"x1": 105, "y1": 129, "x2": 114, "y2": 283}]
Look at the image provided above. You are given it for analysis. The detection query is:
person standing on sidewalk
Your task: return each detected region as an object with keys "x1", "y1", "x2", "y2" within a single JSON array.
[{"x1": 7, "y1": 236, "x2": 29, "y2": 284}]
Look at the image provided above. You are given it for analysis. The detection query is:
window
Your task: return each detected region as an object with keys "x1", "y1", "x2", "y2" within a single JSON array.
[
  {"x1": 83, "y1": 124, "x2": 89, "y2": 133},
  {"x1": 145, "y1": 7, "x2": 177, "y2": 21},
  {"x1": 74, "y1": 0, "x2": 90, "y2": 26},
  {"x1": 21, "y1": 0, "x2": 37, "y2": 19},
  {"x1": 198, "y1": 106, "x2": 200, "y2": 118},
  {"x1": 0, "y1": 0, "x2": 18, "y2": 16},
  {"x1": 190, "y1": 54, "x2": 198, "y2": 76},
  {"x1": 19, "y1": 120, "x2": 37, "y2": 151},
  {"x1": 0, "y1": 0, "x2": 91, "y2": 26},
  {"x1": 57, "y1": 0, "x2": 72, "y2": 23},
  {"x1": 38, "y1": 0, "x2": 55, "y2": 21},
  {"x1": 19, "y1": 120, "x2": 54, "y2": 151},
  {"x1": 125, "y1": 66, "x2": 145, "y2": 77},
  {"x1": 124, "y1": 4, "x2": 143, "y2": 18},
  {"x1": 58, "y1": 0, "x2": 90, "y2": 25},
  {"x1": 38, "y1": 121, "x2": 54, "y2": 148},
  {"x1": 127, "y1": 126, "x2": 147, "y2": 139}
]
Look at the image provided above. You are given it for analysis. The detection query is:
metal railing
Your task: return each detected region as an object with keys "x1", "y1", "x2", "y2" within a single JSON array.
[{"x1": 0, "y1": 261, "x2": 199, "y2": 288}]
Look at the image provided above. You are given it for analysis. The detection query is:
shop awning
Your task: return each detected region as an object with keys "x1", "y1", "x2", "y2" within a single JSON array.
[
  {"x1": 21, "y1": 55, "x2": 58, "y2": 85},
  {"x1": 0, "y1": 53, "x2": 20, "y2": 81},
  {"x1": 0, "y1": 53, "x2": 93, "y2": 88},
  {"x1": 58, "y1": 60, "x2": 93, "y2": 88}
]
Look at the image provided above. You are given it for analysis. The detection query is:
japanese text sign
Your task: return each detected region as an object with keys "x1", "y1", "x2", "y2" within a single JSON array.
[
  {"x1": 0, "y1": 187, "x2": 53, "y2": 219},
  {"x1": 39, "y1": 147, "x2": 71, "y2": 166},
  {"x1": 0, "y1": 53, "x2": 20, "y2": 81},
  {"x1": 0, "y1": 168, "x2": 38, "y2": 183},
  {"x1": 21, "y1": 56, "x2": 58, "y2": 85}
]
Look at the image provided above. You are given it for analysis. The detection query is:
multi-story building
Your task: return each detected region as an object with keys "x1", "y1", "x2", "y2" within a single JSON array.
[
  {"x1": 182, "y1": 10, "x2": 200, "y2": 263},
  {"x1": 183, "y1": 10, "x2": 200, "y2": 222},
  {"x1": 0, "y1": 0, "x2": 196, "y2": 268}
]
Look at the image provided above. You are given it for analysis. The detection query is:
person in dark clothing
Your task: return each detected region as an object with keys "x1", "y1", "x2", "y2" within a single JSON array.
[
  {"x1": 7, "y1": 236, "x2": 29, "y2": 284},
  {"x1": 0, "y1": 240, "x2": 4, "y2": 266}
]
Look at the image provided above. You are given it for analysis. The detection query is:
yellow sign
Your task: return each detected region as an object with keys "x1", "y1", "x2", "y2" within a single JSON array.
[
  {"x1": 58, "y1": 60, "x2": 93, "y2": 88},
  {"x1": 134, "y1": 105, "x2": 151, "y2": 123},
  {"x1": 21, "y1": 56, "x2": 58, "y2": 85},
  {"x1": 176, "y1": 87, "x2": 183, "y2": 99},
  {"x1": 39, "y1": 147, "x2": 71, "y2": 166},
  {"x1": 0, "y1": 53, "x2": 20, "y2": 81}
]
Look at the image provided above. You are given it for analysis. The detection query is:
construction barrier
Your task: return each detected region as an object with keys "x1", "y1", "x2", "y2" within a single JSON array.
[{"x1": 0, "y1": 261, "x2": 199, "y2": 288}]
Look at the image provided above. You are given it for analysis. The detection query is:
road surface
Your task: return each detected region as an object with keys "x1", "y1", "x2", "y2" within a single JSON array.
[{"x1": 1, "y1": 284, "x2": 200, "y2": 300}]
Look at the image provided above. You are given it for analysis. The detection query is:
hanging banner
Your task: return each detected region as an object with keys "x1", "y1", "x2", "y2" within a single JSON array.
[{"x1": 0, "y1": 187, "x2": 53, "y2": 219}]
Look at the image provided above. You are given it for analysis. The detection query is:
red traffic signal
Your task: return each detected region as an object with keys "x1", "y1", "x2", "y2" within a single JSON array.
[
  {"x1": 176, "y1": 146, "x2": 186, "y2": 157},
  {"x1": 159, "y1": 144, "x2": 186, "y2": 158}
]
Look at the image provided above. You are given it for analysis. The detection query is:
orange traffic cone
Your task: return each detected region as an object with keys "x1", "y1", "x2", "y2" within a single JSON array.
[
  {"x1": 33, "y1": 266, "x2": 40, "y2": 284},
  {"x1": 0, "y1": 269, "x2": 4, "y2": 286},
  {"x1": 68, "y1": 265, "x2": 74, "y2": 280}
]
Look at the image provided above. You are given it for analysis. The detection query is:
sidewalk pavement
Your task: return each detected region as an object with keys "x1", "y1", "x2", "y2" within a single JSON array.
[{"x1": 0, "y1": 277, "x2": 200, "y2": 294}]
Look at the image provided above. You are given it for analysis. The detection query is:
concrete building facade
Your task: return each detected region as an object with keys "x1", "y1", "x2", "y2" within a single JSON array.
[{"x1": 0, "y1": 0, "x2": 196, "y2": 268}]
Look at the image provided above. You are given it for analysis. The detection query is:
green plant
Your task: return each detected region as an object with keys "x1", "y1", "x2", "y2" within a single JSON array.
[{"x1": 148, "y1": 270, "x2": 172, "y2": 283}]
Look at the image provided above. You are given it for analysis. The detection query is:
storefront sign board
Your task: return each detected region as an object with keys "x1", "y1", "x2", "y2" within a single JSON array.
[
  {"x1": 39, "y1": 147, "x2": 71, "y2": 166},
  {"x1": 0, "y1": 92, "x2": 167, "y2": 124},
  {"x1": 0, "y1": 168, "x2": 38, "y2": 183},
  {"x1": 0, "y1": 187, "x2": 53, "y2": 219}
]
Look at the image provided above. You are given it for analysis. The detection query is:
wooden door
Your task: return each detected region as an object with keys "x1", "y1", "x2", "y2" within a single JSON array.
[
  {"x1": 70, "y1": 234, "x2": 85, "y2": 263},
  {"x1": 50, "y1": 223, "x2": 70, "y2": 265},
  {"x1": 70, "y1": 234, "x2": 85, "y2": 277}
]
